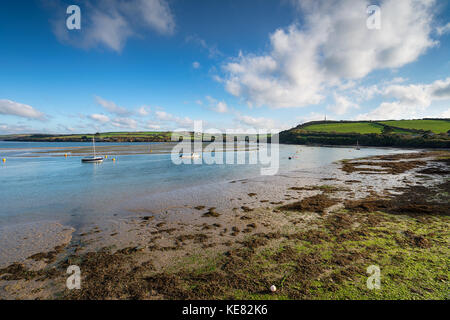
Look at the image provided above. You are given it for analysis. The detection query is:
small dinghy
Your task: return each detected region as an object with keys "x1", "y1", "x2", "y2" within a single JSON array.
[
  {"x1": 180, "y1": 152, "x2": 201, "y2": 159},
  {"x1": 82, "y1": 137, "x2": 104, "y2": 163}
]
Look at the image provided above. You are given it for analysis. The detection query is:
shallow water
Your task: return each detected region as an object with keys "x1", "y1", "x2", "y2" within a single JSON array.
[{"x1": 0, "y1": 141, "x2": 409, "y2": 227}]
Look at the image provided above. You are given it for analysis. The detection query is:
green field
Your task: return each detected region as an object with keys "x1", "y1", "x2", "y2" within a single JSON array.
[
  {"x1": 302, "y1": 122, "x2": 384, "y2": 134},
  {"x1": 379, "y1": 120, "x2": 450, "y2": 134},
  {"x1": 302, "y1": 119, "x2": 450, "y2": 134}
]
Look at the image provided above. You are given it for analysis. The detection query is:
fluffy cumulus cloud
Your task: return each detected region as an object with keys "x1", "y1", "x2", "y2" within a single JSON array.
[
  {"x1": 0, "y1": 99, "x2": 46, "y2": 120},
  {"x1": 49, "y1": 0, "x2": 175, "y2": 52},
  {"x1": 356, "y1": 77, "x2": 450, "y2": 120},
  {"x1": 327, "y1": 93, "x2": 359, "y2": 115},
  {"x1": 214, "y1": 102, "x2": 229, "y2": 114},
  {"x1": 222, "y1": 0, "x2": 437, "y2": 108},
  {"x1": 206, "y1": 96, "x2": 229, "y2": 113}
]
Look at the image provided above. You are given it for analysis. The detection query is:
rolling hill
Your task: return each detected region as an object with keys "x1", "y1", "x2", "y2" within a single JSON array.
[{"x1": 279, "y1": 119, "x2": 450, "y2": 148}]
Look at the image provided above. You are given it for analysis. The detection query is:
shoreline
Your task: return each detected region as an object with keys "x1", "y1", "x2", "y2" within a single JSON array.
[{"x1": 0, "y1": 150, "x2": 448, "y2": 299}]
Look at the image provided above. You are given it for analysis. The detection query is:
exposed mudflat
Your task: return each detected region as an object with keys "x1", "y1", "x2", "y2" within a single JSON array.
[
  {"x1": 0, "y1": 222, "x2": 74, "y2": 268},
  {"x1": 1, "y1": 150, "x2": 448, "y2": 300}
]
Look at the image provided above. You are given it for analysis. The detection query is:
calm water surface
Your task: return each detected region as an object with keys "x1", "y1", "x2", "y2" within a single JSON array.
[{"x1": 0, "y1": 141, "x2": 409, "y2": 226}]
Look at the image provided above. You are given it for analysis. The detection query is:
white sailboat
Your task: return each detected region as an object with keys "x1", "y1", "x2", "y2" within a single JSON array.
[{"x1": 81, "y1": 137, "x2": 104, "y2": 163}]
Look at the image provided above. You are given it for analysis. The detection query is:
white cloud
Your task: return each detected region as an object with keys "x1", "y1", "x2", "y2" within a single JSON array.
[
  {"x1": 50, "y1": 0, "x2": 175, "y2": 52},
  {"x1": 111, "y1": 117, "x2": 138, "y2": 129},
  {"x1": 95, "y1": 96, "x2": 130, "y2": 115},
  {"x1": 356, "y1": 77, "x2": 450, "y2": 120},
  {"x1": 0, "y1": 99, "x2": 46, "y2": 120},
  {"x1": 123, "y1": 0, "x2": 175, "y2": 35},
  {"x1": 222, "y1": 0, "x2": 437, "y2": 108},
  {"x1": 205, "y1": 96, "x2": 229, "y2": 113},
  {"x1": 186, "y1": 35, "x2": 222, "y2": 58},
  {"x1": 192, "y1": 61, "x2": 200, "y2": 69},
  {"x1": 0, "y1": 123, "x2": 36, "y2": 134},
  {"x1": 436, "y1": 22, "x2": 450, "y2": 35},
  {"x1": 356, "y1": 101, "x2": 422, "y2": 120},
  {"x1": 144, "y1": 122, "x2": 161, "y2": 130},
  {"x1": 296, "y1": 112, "x2": 331, "y2": 124},
  {"x1": 155, "y1": 110, "x2": 194, "y2": 127},
  {"x1": 352, "y1": 78, "x2": 408, "y2": 102},
  {"x1": 440, "y1": 109, "x2": 450, "y2": 118},
  {"x1": 137, "y1": 106, "x2": 150, "y2": 116},
  {"x1": 383, "y1": 84, "x2": 432, "y2": 107},
  {"x1": 155, "y1": 110, "x2": 173, "y2": 121},
  {"x1": 430, "y1": 78, "x2": 450, "y2": 99},
  {"x1": 234, "y1": 114, "x2": 277, "y2": 130},
  {"x1": 327, "y1": 93, "x2": 359, "y2": 115},
  {"x1": 89, "y1": 113, "x2": 110, "y2": 123},
  {"x1": 214, "y1": 102, "x2": 229, "y2": 113}
]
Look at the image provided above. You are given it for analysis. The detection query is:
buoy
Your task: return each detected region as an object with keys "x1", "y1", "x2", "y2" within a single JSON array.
[
  {"x1": 150, "y1": 149, "x2": 152, "y2": 153},
  {"x1": 105, "y1": 155, "x2": 108, "y2": 159},
  {"x1": 112, "y1": 158, "x2": 116, "y2": 162},
  {"x1": 270, "y1": 285, "x2": 277, "y2": 292},
  {"x1": 2, "y1": 158, "x2": 5, "y2": 163},
  {"x1": 64, "y1": 153, "x2": 68, "y2": 157}
]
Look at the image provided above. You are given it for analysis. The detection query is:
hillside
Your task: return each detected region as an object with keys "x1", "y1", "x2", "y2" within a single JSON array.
[
  {"x1": 0, "y1": 132, "x2": 175, "y2": 142},
  {"x1": 279, "y1": 119, "x2": 450, "y2": 148},
  {"x1": 0, "y1": 131, "x2": 266, "y2": 143}
]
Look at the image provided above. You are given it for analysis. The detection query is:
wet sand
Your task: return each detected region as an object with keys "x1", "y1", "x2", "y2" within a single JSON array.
[
  {"x1": 0, "y1": 150, "x2": 448, "y2": 300},
  {"x1": 4, "y1": 142, "x2": 257, "y2": 157},
  {"x1": 0, "y1": 222, "x2": 74, "y2": 269}
]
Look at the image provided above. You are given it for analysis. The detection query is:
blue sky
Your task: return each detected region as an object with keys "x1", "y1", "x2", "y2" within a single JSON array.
[{"x1": 0, "y1": 0, "x2": 449, "y2": 134}]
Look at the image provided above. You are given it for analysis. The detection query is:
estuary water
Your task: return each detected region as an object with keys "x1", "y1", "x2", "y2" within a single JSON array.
[{"x1": 0, "y1": 141, "x2": 409, "y2": 227}]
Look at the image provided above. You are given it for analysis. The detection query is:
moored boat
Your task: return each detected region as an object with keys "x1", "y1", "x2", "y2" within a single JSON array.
[{"x1": 81, "y1": 137, "x2": 104, "y2": 163}]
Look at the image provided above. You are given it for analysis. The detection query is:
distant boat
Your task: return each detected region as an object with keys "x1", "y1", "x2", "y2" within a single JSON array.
[
  {"x1": 180, "y1": 152, "x2": 201, "y2": 159},
  {"x1": 81, "y1": 137, "x2": 104, "y2": 163},
  {"x1": 356, "y1": 140, "x2": 360, "y2": 150}
]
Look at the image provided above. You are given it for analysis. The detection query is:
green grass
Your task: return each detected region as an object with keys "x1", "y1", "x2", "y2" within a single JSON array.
[
  {"x1": 301, "y1": 119, "x2": 450, "y2": 134},
  {"x1": 379, "y1": 120, "x2": 450, "y2": 134},
  {"x1": 303, "y1": 122, "x2": 384, "y2": 134},
  {"x1": 179, "y1": 208, "x2": 449, "y2": 300}
]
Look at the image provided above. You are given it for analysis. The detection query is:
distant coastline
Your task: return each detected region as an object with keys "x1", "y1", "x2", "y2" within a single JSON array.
[{"x1": 2, "y1": 118, "x2": 450, "y2": 148}]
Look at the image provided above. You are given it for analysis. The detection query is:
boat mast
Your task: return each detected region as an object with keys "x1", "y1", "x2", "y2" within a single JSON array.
[{"x1": 93, "y1": 137, "x2": 96, "y2": 157}]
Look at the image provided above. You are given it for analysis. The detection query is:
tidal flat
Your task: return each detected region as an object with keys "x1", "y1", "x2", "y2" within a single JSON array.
[{"x1": 0, "y1": 150, "x2": 448, "y2": 300}]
